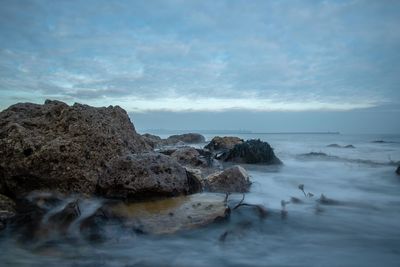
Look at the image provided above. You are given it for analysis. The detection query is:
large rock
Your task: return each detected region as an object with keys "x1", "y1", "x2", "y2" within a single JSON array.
[
  {"x1": 81, "y1": 193, "x2": 230, "y2": 235},
  {"x1": 97, "y1": 153, "x2": 200, "y2": 200},
  {"x1": 0, "y1": 100, "x2": 150, "y2": 196},
  {"x1": 223, "y1": 139, "x2": 282, "y2": 164},
  {"x1": 0, "y1": 194, "x2": 16, "y2": 230},
  {"x1": 205, "y1": 136, "x2": 243, "y2": 151},
  {"x1": 165, "y1": 133, "x2": 205, "y2": 145},
  {"x1": 204, "y1": 166, "x2": 251, "y2": 193}
]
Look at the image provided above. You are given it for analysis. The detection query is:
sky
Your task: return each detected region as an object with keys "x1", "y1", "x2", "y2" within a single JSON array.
[{"x1": 0, "y1": 0, "x2": 399, "y2": 133}]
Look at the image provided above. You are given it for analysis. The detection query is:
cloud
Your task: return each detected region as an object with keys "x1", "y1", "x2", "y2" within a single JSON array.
[{"x1": 0, "y1": 0, "x2": 399, "y2": 112}]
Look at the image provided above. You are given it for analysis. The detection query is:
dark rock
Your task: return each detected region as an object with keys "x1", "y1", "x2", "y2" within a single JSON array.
[
  {"x1": 301, "y1": 152, "x2": 328, "y2": 157},
  {"x1": 204, "y1": 166, "x2": 251, "y2": 193},
  {"x1": 396, "y1": 166, "x2": 400, "y2": 175},
  {"x1": 223, "y1": 139, "x2": 282, "y2": 164},
  {"x1": 97, "y1": 153, "x2": 192, "y2": 200},
  {"x1": 205, "y1": 136, "x2": 243, "y2": 151},
  {"x1": 0, "y1": 100, "x2": 150, "y2": 196},
  {"x1": 0, "y1": 194, "x2": 16, "y2": 230},
  {"x1": 165, "y1": 133, "x2": 205, "y2": 145}
]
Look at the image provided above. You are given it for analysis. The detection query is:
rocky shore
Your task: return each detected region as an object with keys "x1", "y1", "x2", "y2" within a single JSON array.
[{"x1": 0, "y1": 100, "x2": 281, "y2": 237}]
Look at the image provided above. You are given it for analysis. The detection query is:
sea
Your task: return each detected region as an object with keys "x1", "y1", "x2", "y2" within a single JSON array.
[{"x1": 1, "y1": 133, "x2": 400, "y2": 266}]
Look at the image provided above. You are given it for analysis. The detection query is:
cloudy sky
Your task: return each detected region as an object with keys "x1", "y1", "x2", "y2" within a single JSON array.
[{"x1": 0, "y1": 0, "x2": 399, "y2": 133}]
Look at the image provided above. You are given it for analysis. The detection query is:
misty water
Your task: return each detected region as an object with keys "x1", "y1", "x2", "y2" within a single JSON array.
[{"x1": 1, "y1": 133, "x2": 400, "y2": 266}]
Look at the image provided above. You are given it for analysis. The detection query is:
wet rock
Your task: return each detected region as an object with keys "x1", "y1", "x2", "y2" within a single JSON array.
[
  {"x1": 97, "y1": 153, "x2": 193, "y2": 200},
  {"x1": 81, "y1": 193, "x2": 230, "y2": 235},
  {"x1": 204, "y1": 166, "x2": 251, "y2": 193},
  {"x1": 205, "y1": 136, "x2": 243, "y2": 151},
  {"x1": 0, "y1": 100, "x2": 150, "y2": 196},
  {"x1": 171, "y1": 147, "x2": 209, "y2": 168},
  {"x1": 223, "y1": 139, "x2": 282, "y2": 165},
  {"x1": 165, "y1": 133, "x2": 205, "y2": 145},
  {"x1": 0, "y1": 194, "x2": 16, "y2": 230}
]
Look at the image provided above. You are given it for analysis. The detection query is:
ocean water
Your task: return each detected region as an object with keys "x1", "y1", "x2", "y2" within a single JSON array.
[{"x1": 1, "y1": 133, "x2": 400, "y2": 266}]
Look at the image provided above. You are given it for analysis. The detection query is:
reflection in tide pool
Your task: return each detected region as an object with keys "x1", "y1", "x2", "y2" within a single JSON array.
[{"x1": 1, "y1": 133, "x2": 400, "y2": 266}]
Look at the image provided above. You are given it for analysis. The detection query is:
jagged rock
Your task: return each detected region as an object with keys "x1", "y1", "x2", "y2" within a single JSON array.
[
  {"x1": 142, "y1": 133, "x2": 163, "y2": 149},
  {"x1": 0, "y1": 100, "x2": 150, "y2": 196},
  {"x1": 204, "y1": 166, "x2": 251, "y2": 193},
  {"x1": 171, "y1": 147, "x2": 208, "y2": 168},
  {"x1": 97, "y1": 153, "x2": 201, "y2": 200},
  {"x1": 223, "y1": 139, "x2": 282, "y2": 164},
  {"x1": 0, "y1": 194, "x2": 16, "y2": 230},
  {"x1": 165, "y1": 133, "x2": 205, "y2": 145},
  {"x1": 205, "y1": 136, "x2": 243, "y2": 151},
  {"x1": 80, "y1": 193, "x2": 230, "y2": 236}
]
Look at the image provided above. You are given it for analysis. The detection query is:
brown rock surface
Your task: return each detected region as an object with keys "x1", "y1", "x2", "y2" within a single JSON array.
[{"x1": 0, "y1": 100, "x2": 150, "y2": 196}]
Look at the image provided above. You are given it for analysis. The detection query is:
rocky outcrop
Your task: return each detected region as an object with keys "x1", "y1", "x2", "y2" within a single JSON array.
[
  {"x1": 165, "y1": 133, "x2": 205, "y2": 145},
  {"x1": 205, "y1": 136, "x2": 243, "y2": 151},
  {"x1": 97, "y1": 153, "x2": 200, "y2": 200},
  {"x1": 0, "y1": 100, "x2": 150, "y2": 197},
  {"x1": 223, "y1": 139, "x2": 282, "y2": 165},
  {"x1": 81, "y1": 193, "x2": 230, "y2": 235},
  {"x1": 0, "y1": 194, "x2": 16, "y2": 230},
  {"x1": 204, "y1": 166, "x2": 251, "y2": 193}
]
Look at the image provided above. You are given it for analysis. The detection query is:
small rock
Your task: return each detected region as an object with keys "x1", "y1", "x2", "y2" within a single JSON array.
[
  {"x1": 396, "y1": 166, "x2": 400, "y2": 175},
  {"x1": 205, "y1": 166, "x2": 251, "y2": 193},
  {"x1": 171, "y1": 147, "x2": 208, "y2": 168}
]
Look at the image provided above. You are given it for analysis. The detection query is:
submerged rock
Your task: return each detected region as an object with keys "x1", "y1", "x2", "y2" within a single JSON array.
[
  {"x1": 0, "y1": 100, "x2": 150, "y2": 196},
  {"x1": 327, "y1": 144, "x2": 355, "y2": 148},
  {"x1": 205, "y1": 136, "x2": 243, "y2": 151},
  {"x1": 204, "y1": 166, "x2": 251, "y2": 193},
  {"x1": 97, "y1": 153, "x2": 200, "y2": 200},
  {"x1": 165, "y1": 133, "x2": 205, "y2": 145},
  {"x1": 47, "y1": 200, "x2": 81, "y2": 233},
  {"x1": 81, "y1": 193, "x2": 230, "y2": 235},
  {"x1": 223, "y1": 139, "x2": 282, "y2": 165},
  {"x1": 0, "y1": 194, "x2": 16, "y2": 230}
]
